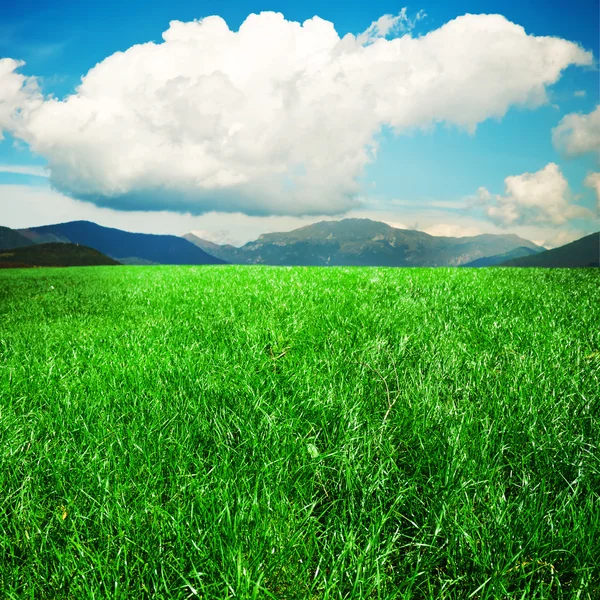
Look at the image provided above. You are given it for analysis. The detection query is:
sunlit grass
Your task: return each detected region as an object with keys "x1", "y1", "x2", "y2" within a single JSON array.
[{"x1": 0, "y1": 265, "x2": 598, "y2": 598}]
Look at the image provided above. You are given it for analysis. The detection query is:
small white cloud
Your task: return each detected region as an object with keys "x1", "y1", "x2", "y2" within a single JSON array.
[
  {"x1": 538, "y1": 229, "x2": 587, "y2": 249},
  {"x1": 477, "y1": 163, "x2": 592, "y2": 226},
  {"x1": 574, "y1": 90, "x2": 586, "y2": 98},
  {"x1": 552, "y1": 105, "x2": 600, "y2": 158},
  {"x1": 421, "y1": 223, "x2": 487, "y2": 238},
  {"x1": 380, "y1": 219, "x2": 409, "y2": 230},
  {"x1": 584, "y1": 172, "x2": 600, "y2": 211},
  {"x1": 468, "y1": 187, "x2": 492, "y2": 206},
  {"x1": 0, "y1": 164, "x2": 48, "y2": 177}
]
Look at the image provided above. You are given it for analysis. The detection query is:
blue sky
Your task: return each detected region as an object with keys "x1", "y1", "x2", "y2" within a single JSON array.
[{"x1": 0, "y1": 0, "x2": 598, "y2": 245}]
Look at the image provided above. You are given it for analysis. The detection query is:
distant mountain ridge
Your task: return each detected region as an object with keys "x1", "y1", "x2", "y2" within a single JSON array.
[
  {"x1": 19, "y1": 221, "x2": 226, "y2": 265},
  {"x1": 500, "y1": 232, "x2": 599, "y2": 267},
  {"x1": 185, "y1": 219, "x2": 543, "y2": 267},
  {"x1": 4, "y1": 219, "x2": 594, "y2": 268},
  {"x1": 463, "y1": 246, "x2": 541, "y2": 267}
]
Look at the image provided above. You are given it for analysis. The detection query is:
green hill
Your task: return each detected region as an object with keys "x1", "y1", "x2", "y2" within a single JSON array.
[
  {"x1": 0, "y1": 243, "x2": 121, "y2": 268},
  {"x1": 501, "y1": 232, "x2": 599, "y2": 267}
]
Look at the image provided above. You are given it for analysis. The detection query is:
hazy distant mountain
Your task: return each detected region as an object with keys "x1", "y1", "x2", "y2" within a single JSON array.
[
  {"x1": 463, "y1": 246, "x2": 541, "y2": 267},
  {"x1": 500, "y1": 232, "x2": 599, "y2": 267},
  {"x1": 0, "y1": 226, "x2": 34, "y2": 251},
  {"x1": 182, "y1": 233, "x2": 239, "y2": 262},
  {"x1": 184, "y1": 219, "x2": 542, "y2": 267},
  {"x1": 19, "y1": 221, "x2": 226, "y2": 265},
  {"x1": 0, "y1": 243, "x2": 120, "y2": 268}
]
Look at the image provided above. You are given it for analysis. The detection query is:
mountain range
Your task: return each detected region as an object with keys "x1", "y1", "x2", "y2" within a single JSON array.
[
  {"x1": 18, "y1": 221, "x2": 226, "y2": 265},
  {"x1": 184, "y1": 219, "x2": 544, "y2": 267},
  {"x1": 0, "y1": 219, "x2": 597, "y2": 268}
]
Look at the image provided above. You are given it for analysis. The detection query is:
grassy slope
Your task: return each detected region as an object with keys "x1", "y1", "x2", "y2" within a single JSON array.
[
  {"x1": 0, "y1": 242, "x2": 120, "y2": 267},
  {"x1": 0, "y1": 266, "x2": 598, "y2": 599}
]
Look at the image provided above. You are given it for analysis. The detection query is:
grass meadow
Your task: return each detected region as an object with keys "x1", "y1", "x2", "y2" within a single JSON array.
[{"x1": 0, "y1": 265, "x2": 598, "y2": 599}]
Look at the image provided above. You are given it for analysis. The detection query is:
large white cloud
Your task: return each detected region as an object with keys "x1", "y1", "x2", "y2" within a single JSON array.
[
  {"x1": 0, "y1": 12, "x2": 593, "y2": 216},
  {"x1": 476, "y1": 163, "x2": 592, "y2": 226},
  {"x1": 552, "y1": 106, "x2": 600, "y2": 159}
]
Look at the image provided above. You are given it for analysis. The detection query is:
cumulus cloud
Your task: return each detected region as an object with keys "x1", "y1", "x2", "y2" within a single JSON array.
[
  {"x1": 584, "y1": 172, "x2": 600, "y2": 210},
  {"x1": 552, "y1": 105, "x2": 600, "y2": 159},
  {"x1": 477, "y1": 163, "x2": 592, "y2": 226},
  {"x1": 0, "y1": 12, "x2": 593, "y2": 216}
]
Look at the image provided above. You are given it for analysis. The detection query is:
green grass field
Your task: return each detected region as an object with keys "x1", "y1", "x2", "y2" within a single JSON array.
[{"x1": 0, "y1": 266, "x2": 598, "y2": 599}]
